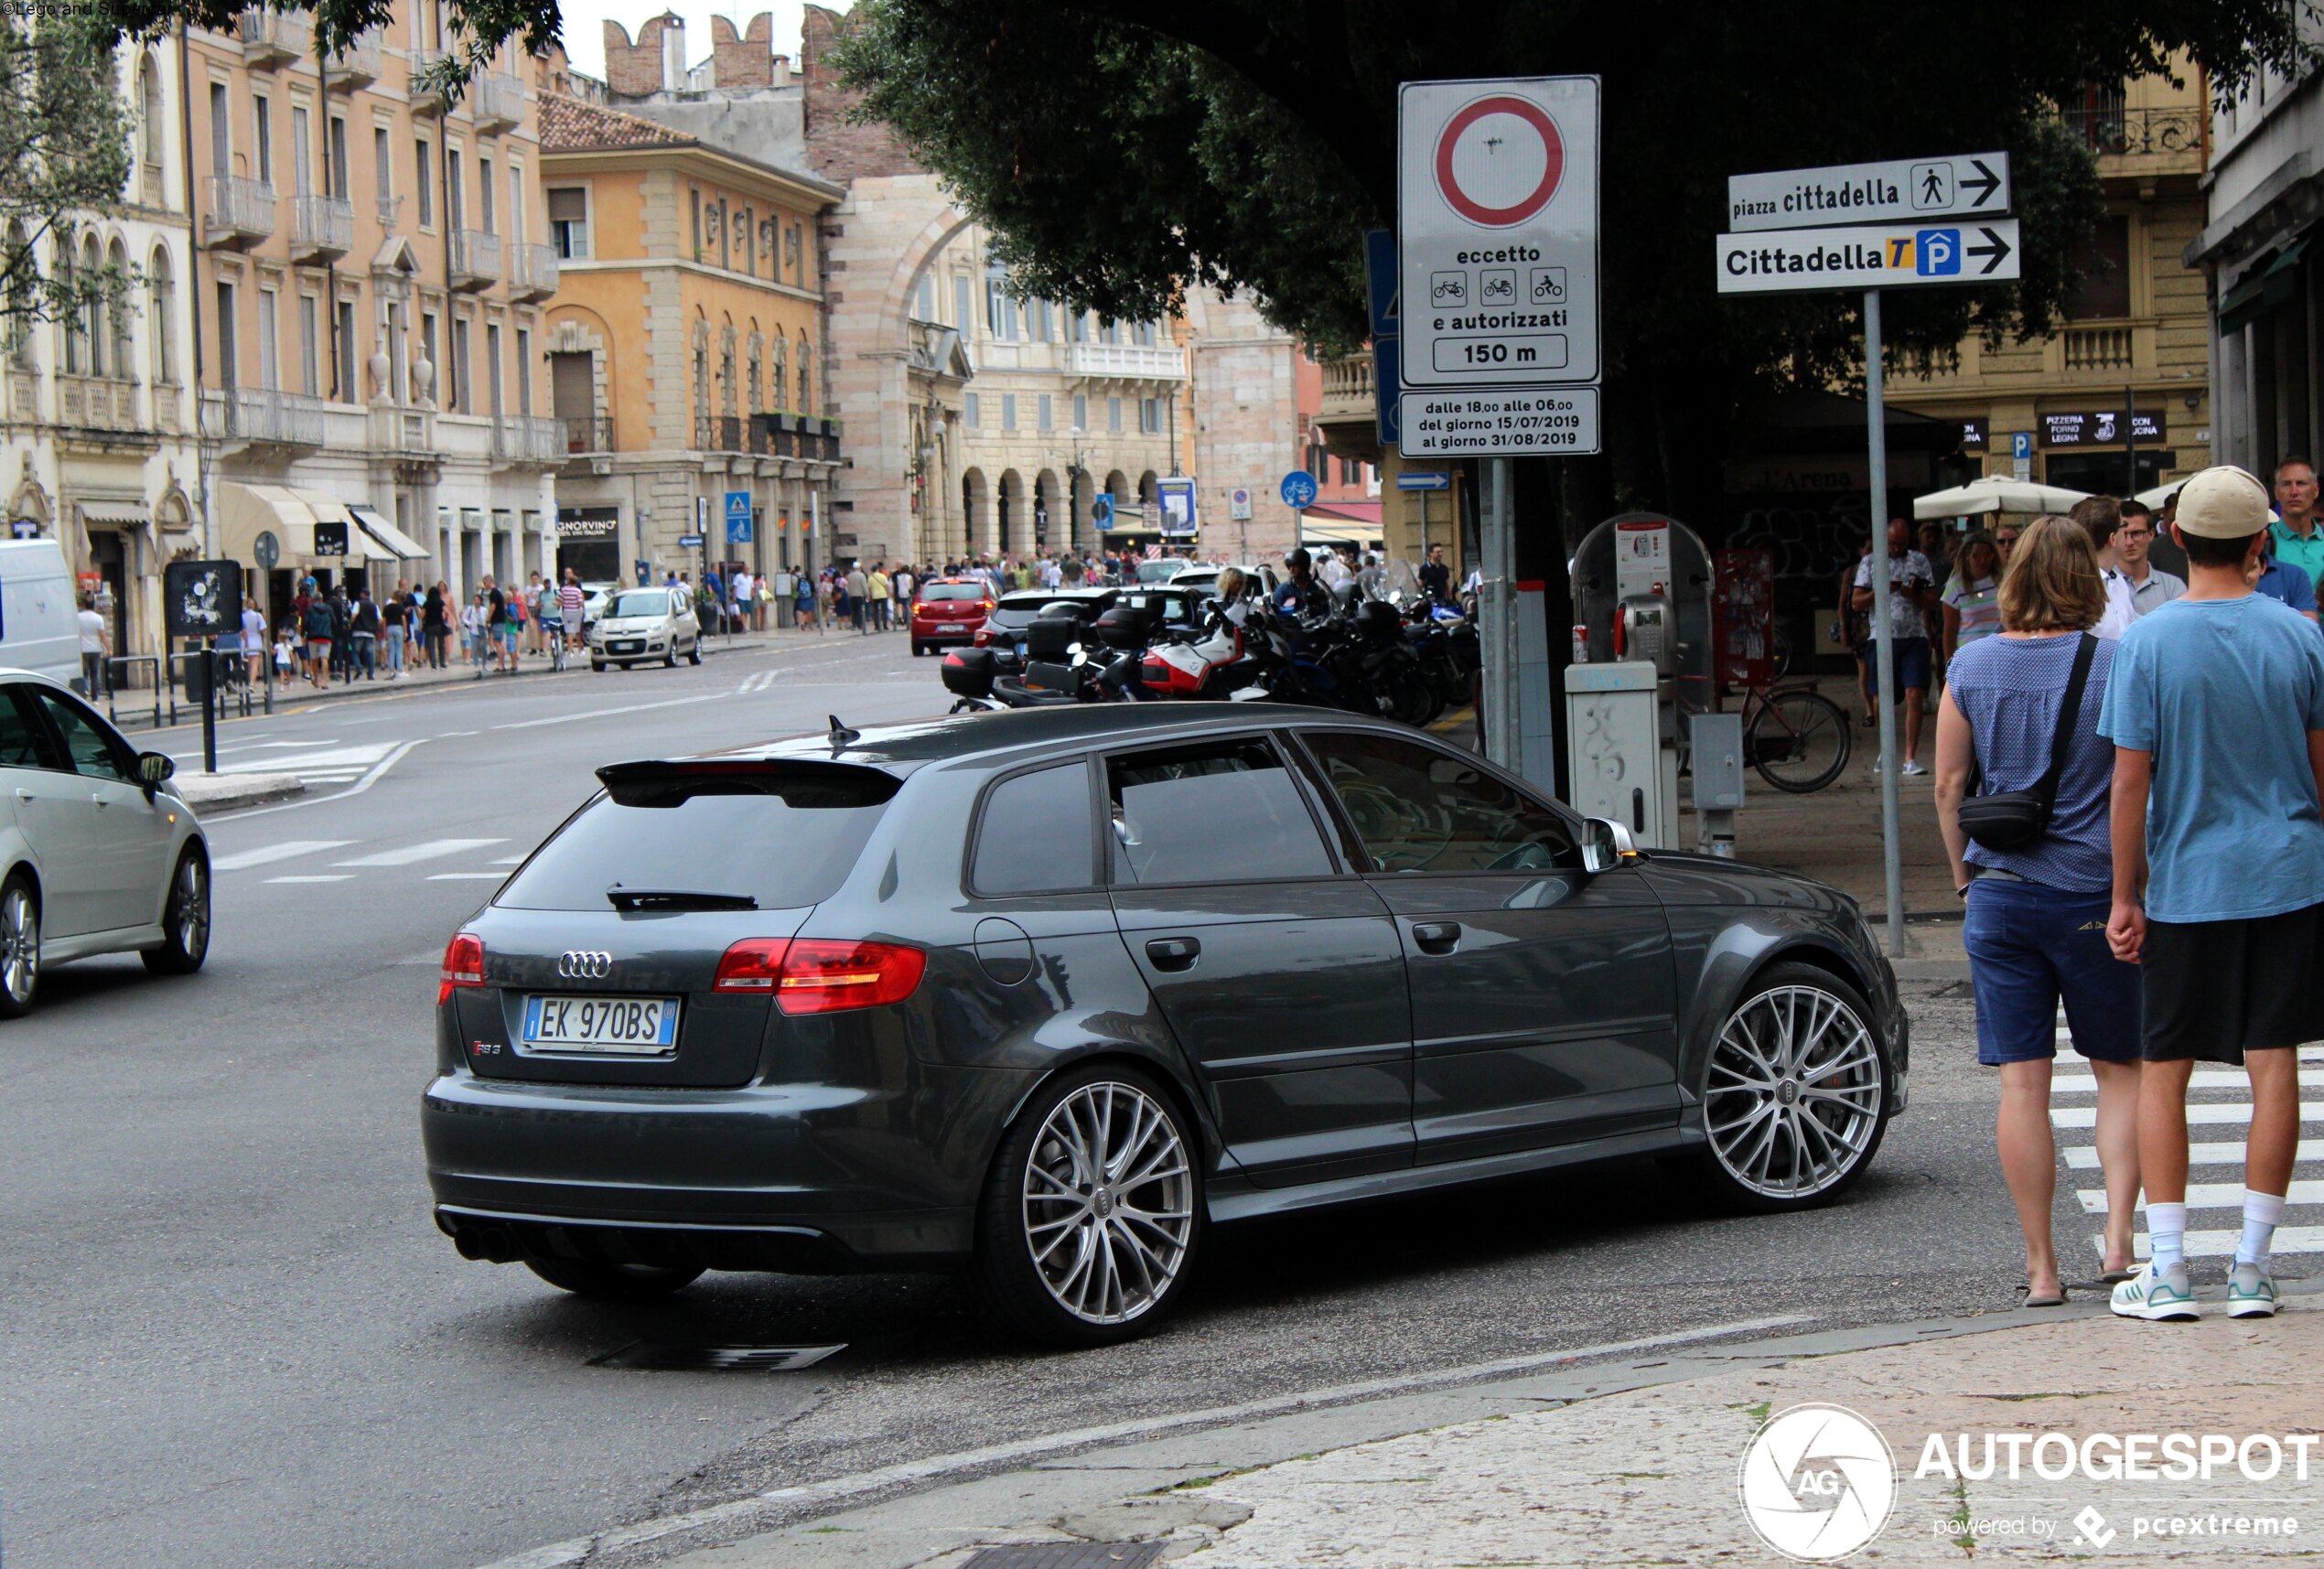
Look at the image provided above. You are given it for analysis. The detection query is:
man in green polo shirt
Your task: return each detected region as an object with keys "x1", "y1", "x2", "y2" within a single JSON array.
[{"x1": 2268, "y1": 456, "x2": 2322, "y2": 590}]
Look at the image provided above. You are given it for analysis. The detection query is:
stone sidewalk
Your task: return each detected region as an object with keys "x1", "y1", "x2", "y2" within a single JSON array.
[{"x1": 672, "y1": 1287, "x2": 2322, "y2": 1569}]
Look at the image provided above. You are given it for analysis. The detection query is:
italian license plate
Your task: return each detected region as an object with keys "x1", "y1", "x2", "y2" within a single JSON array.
[
  {"x1": 610, "y1": 639, "x2": 642, "y2": 654},
  {"x1": 938, "y1": 623, "x2": 964, "y2": 632},
  {"x1": 522, "y1": 994, "x2": 681, "y2": 1055}
]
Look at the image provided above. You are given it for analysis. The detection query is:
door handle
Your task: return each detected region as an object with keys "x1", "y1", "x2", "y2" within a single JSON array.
[
  {"x1": 12, "y1": 789, "x2": 30, "y2": 801},
  {"x1": 1411, "y1": 920, "x2": 1462, "y2": 955},
  {"x1": 91, "y1": 792, "x2": 109, "y2": 809},
  {"x1": 1145, "y1": 936, "x2": 1200, "y2": 972}
]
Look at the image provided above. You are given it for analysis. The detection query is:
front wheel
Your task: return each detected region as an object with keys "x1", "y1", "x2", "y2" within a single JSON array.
[
  {"x1": 526, "y1": 1257, "x2": 704, "y2": 1301},
  {"x1": 687, "y1": 640, "x2": 703, "y2": 666},
  {"x1": 1748, "y1": 689, "x2": 1851, "y2": 793},
  {"x1": 1692, "y1": 962, "x2": 1889, "y2": 1213},
  {"x1": 971, "y1": 1066, "x2": 1202, "y2": 1346},
  {"x1": 141, "y1": 847, "x2": 210, "y2": 975},
  {"x1": 589, "y1": 659, "x2": 607, "y2": 673}
]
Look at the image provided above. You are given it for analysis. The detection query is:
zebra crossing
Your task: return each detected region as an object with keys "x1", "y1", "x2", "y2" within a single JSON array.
[
  {"x1": 213, "y1": 835, "x2": 510, "y2": 885},
  {"x1": 2050, "y1": 1014, "x2": 2324, "y2": 1262},
  {"x1": 173, "y1": 737, "x2": 402, "y2": 788}
]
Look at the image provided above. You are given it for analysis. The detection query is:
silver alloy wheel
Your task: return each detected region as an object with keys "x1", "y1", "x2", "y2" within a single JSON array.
[
  {"x1": 173, "y1": 854, "x2": 210, "y2": 960},
  {"x1": 0, "y1": 883, "x2": 37, "y2": 1005},
  {"x1": 1021, "y1": 1080, "x2": 1194, "y2": 1326},
  {"x1": 1705, "y1": 983, "x2": 1883, "y2": 1198}
]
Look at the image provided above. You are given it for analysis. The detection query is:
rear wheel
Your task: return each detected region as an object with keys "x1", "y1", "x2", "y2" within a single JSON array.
[
  {"x1": 911, "y1": 641, "x2": 927, "y2": 658},
  {"x1": 972, "y1": 1065, "x2": 1202, "y2": 1346},
  {"x1": 1692, "y1": 962, "x2": 1889, "y2": 1213},
  {"x1": 526, "y1": 1257, "x2": 704, "y2": 1301},
  {"x1": 687, "y1": 639, "x2": 703, "y2": 666},
  {"x1": 141, "y1": 847, "x2": 210, "y2": 975},
  {"x1": 1748, "y1": 689, "x2": 1850, "y2": 793},
  {"x1": 0, "y1": 874, "x2": 38, "y2": 1018}
]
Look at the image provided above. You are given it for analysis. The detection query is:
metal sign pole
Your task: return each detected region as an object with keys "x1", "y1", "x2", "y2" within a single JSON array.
[
  {"x1": 1481, "y1": 457, "x2": 1515, "y2": 770},
  {"x1": 1863, "y1": 289, "x2": 1909, "y2": 957}
]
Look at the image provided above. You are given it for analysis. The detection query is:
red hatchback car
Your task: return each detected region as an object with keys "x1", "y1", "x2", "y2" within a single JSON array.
[{"x1": 909, "y1": 580, "x2": 995, "y2": 656}]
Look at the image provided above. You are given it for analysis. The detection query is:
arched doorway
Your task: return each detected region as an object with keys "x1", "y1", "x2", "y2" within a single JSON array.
[
  {"x1": 1034, "y1": 468, "x2": 1060, "y2": 553},
  {"x1": 961, "y1": 467, "x2": 988, "y2": 556},
  {"x1": 996, "y1": 468, "x2": 1024, "y2": 556},
  {"x1": 1103, "y1": 469, "x2": 1127, "y2": 547}
]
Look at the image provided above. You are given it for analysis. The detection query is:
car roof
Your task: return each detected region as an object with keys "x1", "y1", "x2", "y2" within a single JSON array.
[
  {"x1": 994, "y1": 587, "x2": 1114, "y2": 607},
  {"x1": 712, "y1": 704, "x2": 1418, "y2": 772}
]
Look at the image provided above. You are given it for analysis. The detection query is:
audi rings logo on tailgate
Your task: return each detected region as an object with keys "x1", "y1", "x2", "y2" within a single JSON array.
[{"x1": 557, "y1": 950, "x2": 614, "y2": 981}]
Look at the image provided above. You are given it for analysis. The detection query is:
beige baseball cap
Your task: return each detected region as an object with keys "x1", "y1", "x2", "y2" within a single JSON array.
[{"x1": 2174, "y1": 464, "x2": 2272, "y2": 538}]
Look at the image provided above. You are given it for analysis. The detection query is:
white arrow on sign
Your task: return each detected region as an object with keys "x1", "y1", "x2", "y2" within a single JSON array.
[
  {"x1": 1715, "y1": 220, "x2": 2019, "y2": 295},
  {"x1": 1727, "y1": 153, "x2": 2010, "y2": 233}
]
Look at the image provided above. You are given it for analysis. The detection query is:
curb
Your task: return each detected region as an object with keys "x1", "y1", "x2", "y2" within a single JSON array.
[{"x1": 175, "y1": 772, "x2": 307, "y2": 812}]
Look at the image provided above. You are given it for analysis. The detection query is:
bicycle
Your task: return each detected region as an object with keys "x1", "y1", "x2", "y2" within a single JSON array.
[
  {"x1": 1674, "y1": 673, "x2": 1852, "y2": 794},
  {"x1": 542, "y1": 613, "x2": 568, "y2": 673}
]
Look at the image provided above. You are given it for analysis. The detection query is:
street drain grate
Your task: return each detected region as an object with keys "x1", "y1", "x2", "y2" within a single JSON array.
[
  {"x1": 591, "y1": 1342, "x2": 845, "y2": 1372},
  {"x1": 962, "y1": 1547, "x2": 1164, "y2": 1569}
]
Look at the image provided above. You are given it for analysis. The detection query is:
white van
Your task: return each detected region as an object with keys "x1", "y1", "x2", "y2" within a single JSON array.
[{"x1": 0, "y1": 541, "x2": 81, "y2": 687}]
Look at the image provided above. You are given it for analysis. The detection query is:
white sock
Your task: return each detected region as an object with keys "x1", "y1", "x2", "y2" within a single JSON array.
[
  {"x1": 2236, "y1": 1189, "x2": 2286, "y2": 1269},
  {"x1": 2146, "y1": 1201, "x2": 2189, "y2": 1273}
]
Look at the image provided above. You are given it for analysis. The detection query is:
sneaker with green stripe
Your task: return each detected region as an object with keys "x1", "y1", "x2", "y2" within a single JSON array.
[
  {"x1": 2111, "y1": 1261, "x2": 2200, "y2": 1322},
  {"x1": 2227, "y1": 1263, "x2": 2279, "y2": 1319}
]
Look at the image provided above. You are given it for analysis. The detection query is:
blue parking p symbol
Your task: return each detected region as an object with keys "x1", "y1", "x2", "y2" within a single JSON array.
[{"x1": 1916, "y1": 229, "x2": 1961, "y2": 276}]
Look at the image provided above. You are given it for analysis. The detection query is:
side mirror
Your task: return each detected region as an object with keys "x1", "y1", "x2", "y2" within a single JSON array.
[
  {"x1": 1579, "y1": 817, "x2": 1638, "y2": 875},
  {"x1": 138, "y1": 752, "x2": 176, "y2": 791}
]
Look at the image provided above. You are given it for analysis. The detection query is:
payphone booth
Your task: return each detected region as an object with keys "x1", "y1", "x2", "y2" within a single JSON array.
[{"x1": 1565, "y1": 512, "x2": 1716, "y2": 849}]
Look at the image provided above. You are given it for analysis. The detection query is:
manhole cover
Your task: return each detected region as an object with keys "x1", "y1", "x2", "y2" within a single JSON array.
[
  {"x1": 591, "y1": 1343, "x2": 845, "y2": 1372},
  {"x1": 963, "y1": 1547, "x2": 1164, "y2": 1569}
]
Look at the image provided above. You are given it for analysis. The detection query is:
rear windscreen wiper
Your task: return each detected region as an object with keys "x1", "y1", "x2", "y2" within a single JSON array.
[{"x1": 605, "y1": 887, "x2": 759, "y2": 912}]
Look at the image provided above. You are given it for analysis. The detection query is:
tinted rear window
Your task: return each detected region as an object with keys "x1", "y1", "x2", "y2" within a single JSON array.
[
  {"x1": 974, "y1": 762, "x2": 1095, "y2": 894},
  {"x1": 500, "y1": 768, "x2": 892, "y2": 911},
  {"x1": 1106, "y1": 739, "x2": 1333, "y2": 885},
  {"x1": 919, "y1": 584, "x2": 984, "y2": 603}
]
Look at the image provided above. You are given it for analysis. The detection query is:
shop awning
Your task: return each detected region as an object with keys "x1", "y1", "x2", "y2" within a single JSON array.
[
  {"x1": 218, "y1": 482, "x2": 393, "y2": 564},
  {"x1": 286, "y1": 489, "x2": 396, "y2": 564},
  {"x1": 1299, "y1": 500, "x2": 1384, "y2": 547},
  {"x1": 76, "y1": 499, "x2": 151, "y2": 527},
  {"x1": 2219, "y1": 230, "x2": 2313, "y2": 337},
  {"x1": 350, "y1": 503, "x2": 431, "y2": 562}
]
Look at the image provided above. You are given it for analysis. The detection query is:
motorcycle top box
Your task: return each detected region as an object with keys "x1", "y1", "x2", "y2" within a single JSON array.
[
  {"x1": 1023, "y1": 611, "x2": 1084, "y2": 661},
  {"x1": 1093, "y1": 604, "x2": 1161, "y2": 651},
  {"x1": 941, "y1": 648, "x2": 997, "y2": 699}
]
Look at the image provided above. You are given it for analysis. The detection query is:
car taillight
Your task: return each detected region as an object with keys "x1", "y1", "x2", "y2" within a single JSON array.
[
  {"x1": 978, "y1": 600, "x2": 995, "y2": 612},
  {"x1": 974, "y1": 628, "x2": 992, "y2": 647},
  {"x1": 438, "y1": 931, "x2": 485, "y2": 1005},
  {"x1": 775, "y1": 940, "x2": 927, "y2": 1015},
  {"x1": 713, "y1": 937, "x2": 790, "y2": 992}
]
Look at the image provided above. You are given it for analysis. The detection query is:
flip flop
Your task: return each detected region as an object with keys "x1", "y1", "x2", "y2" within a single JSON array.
[{"x1": 2022, "y1": 1285, "x2": 2067, "y2": 1307}]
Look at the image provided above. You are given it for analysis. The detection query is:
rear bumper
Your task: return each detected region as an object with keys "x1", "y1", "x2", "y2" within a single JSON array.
[{"x1": 422, "y1": 1063, "x2": 1028, "y2": 1267}]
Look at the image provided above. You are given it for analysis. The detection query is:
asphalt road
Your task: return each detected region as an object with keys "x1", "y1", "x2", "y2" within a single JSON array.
[{"x1": 4, "y1": 634, "x2": 2039, "y2": 1569}]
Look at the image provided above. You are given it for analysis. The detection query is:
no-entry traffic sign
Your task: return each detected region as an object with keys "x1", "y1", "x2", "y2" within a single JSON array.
[{"x1": 1397, "y1": 75, "x2": 1600, "y2": 395}]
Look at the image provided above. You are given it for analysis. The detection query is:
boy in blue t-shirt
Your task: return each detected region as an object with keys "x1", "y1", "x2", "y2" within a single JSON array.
[{"x1": 2099, "y1": 465, "x2": 2324, "y2": 1323}]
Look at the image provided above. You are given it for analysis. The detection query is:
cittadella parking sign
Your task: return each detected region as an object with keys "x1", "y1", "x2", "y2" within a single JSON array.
[{"x1": 1398, "y1": 76, "x2": 1599, "y2": 391}]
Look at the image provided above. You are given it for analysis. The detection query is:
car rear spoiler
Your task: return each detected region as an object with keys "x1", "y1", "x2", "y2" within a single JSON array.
[{"x1": 594, "y1": 758, "x2": 903, "y2": 809}]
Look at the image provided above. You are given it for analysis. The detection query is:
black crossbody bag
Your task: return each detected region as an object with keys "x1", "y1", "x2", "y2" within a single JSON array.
[{"x1": 1958, "y1": 633, "x2": 2098, "y2": 852}]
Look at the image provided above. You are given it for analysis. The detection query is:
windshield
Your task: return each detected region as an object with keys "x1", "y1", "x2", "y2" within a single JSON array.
[
  {"x1": 1137, "y1": 560, "x2": 1185, "y2": 583},
  {"x1": 610, "y1": 591, "x2": 672, "y2": 618},
  {"x1": 500, "y1": 767, "x2": 894, "y2": 911}
]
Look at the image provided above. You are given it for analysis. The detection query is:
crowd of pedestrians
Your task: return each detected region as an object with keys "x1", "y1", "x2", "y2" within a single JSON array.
[{"x1": 1929, "y1": 457, "x2": 2320, "y2": 1323}]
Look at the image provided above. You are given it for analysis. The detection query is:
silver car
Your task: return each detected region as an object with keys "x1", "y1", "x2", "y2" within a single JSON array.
[
  {"x1": 588, "y1": 586, "x2": 703, "y2": 672},
  {"x1": 0, "y1": 670, "x2": 210, "y2": 1014}
]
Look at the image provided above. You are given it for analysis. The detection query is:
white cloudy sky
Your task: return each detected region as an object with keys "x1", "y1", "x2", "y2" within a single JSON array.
[{"x1": 554, "y1": 1, "x2": 852, "y2": 81}]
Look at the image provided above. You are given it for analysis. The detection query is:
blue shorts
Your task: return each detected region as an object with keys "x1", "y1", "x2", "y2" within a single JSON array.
[
  {"x1": 1856, "y1": 636, "x2": 1931, "y2": 699},
  {"x1": 1963, "y1": 876, "x2": 2142, "y2": 1066}
]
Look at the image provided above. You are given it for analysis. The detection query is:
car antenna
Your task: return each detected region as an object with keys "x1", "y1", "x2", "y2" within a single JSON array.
[{"x1": 828, "y1": 715, "x2": 860, "y2": 752}]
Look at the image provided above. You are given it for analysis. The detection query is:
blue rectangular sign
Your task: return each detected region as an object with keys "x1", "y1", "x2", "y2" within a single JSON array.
[
  {"x1": 1396, "y1": 470, "x2": 1450, "y2": 491},
  {"x1": 725, "y1": 491, "x2": 753, "y2": 544}
]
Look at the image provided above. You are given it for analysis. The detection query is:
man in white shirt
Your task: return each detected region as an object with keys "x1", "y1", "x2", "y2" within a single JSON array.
[
  {"x1": 2070, "y1": 495, "x2": 2139, "y2": 638},
  {"x1": 2116, "y1": 500, "x2": 2185, "y2": 618},
  {"x1": 77, "y1": 593, "x2": 111, "y2": 697},
  {"x1": 240, "y1": 602, "x2": 267, "y2": 684}
]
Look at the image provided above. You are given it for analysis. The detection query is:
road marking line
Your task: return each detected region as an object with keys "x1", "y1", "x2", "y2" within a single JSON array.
[
  {"x1": 334, "y1": 836, "x2": 506, "y2": 867},
  {"x1": 428, "y1": 872, "x2": 506, "y2": 881},
  {"x1": 2115, "y1": 1226, "x2": 2324, "y2": 1257},
  {"x1": 490, "y1": 854, "x2": 527, "y2": 865},
  {"x1": 2078, "y1": 1180, "x2": 2324, "y2": 1214},
  {"x1": 490, "y1": 693, "x2": 722, "y2": 732},
  {"x1": 212, "y1": 839, "x2": 353, "y2": 872},
  {"x1": 466, "y1": 1314, "x2": 1814, "y2": 1569},
  {"x1": 201, "y1": 737, "x2": 429, "y2": 821},
  {"x1": 264, "y1": 874, "x2": 352, "y2": 884},
  {"x1": 2052, "y1": 1069, "x2": 2324, "y2": 1093},
  {"x1": 2065, "y1": 1142, "x2": 2312, "y2": 1169},
  {"x1": 2050, "y1": 1104, "x2": 2324, "y2": 1129}
]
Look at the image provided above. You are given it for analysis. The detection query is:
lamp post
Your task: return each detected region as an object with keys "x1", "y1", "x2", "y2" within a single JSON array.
[{"x1": 1064, "y1": 424, "x2": 1090, "y2": 556}]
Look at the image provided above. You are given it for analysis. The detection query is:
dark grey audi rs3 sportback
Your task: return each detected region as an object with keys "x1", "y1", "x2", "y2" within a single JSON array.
[{"x1": 424, "y1": 704, "x2": 1907, "y2": 1345}]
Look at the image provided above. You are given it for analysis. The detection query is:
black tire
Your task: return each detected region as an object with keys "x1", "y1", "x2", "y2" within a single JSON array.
[
  {"x1": 141, "y1": 846, "x2": 210, "y2": 975},
  {"x1": 1384, "y1": 665, "x2": 1436, "y2": 727},
  {"x1": 687, "y1": 640, "x2": 703, "y2": 666},
  {"x1": 911, "y1": 641, "x2": 927, "y2": 658},
  {"x1": 525, "y1": 1257, "x2": 704, "y2": 1301},
  {"x1": 0, "y1": 872, "x2": 38, "y2": 1019},
  {"x1": 663, "y1": 644, "x2": 679, "y2": 669},
  {"x1": 971, "y1": 1063, "x2": 1203, "y2": 1347},
  {"x1": 1748, "y1": 689, "x2": 1851, "y2": 793},
  {"x1": 590, "y1": 659, "x2": 607, "y2": 673},
  {"x1": 1690, "y1": 962, "x2": 1890, "y2": 1214}
]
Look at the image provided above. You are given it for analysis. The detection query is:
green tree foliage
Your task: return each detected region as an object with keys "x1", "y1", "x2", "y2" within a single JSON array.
[
  {"x1": 834, "y1": 0, "x2": 2312, "y2": 510},
  {"x1": 0, "y1": 14, "x2": 136, "y2": 337},
  {"x1": 89, "y1": 0, "x2": 557, "y2": 98}
]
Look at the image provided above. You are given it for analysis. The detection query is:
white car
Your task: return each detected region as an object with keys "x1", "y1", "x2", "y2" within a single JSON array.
[
  {"x1": 589, "y1": 586, "x2": 703, "y2": 672},
  {"x1": 0, "y1": 670, "x2": 210, "y2": 1015}
]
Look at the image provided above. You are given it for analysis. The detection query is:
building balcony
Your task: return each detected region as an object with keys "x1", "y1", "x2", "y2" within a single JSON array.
[
  {"x1": 290, "y1": 194, "x2": 352, "y2": 261},
  {"x1": 201, "y1": 387, "x2": 327, "y2": 450},
  {"x1": 369, "y1": 403, "x2": 435, "y2": 456},
  {"x1": 507, "y1": 242, "x2": 558, "y2": 302},
  {"x1": 2060, "y1": 104, "x2": 2207, "y2": 177},
  {"x1": 491, "y1": 414, "x2": 565, "y2": 466},
  {"x1": 1888, "y1": 317, "x2": 2163, "y2": 399},
  {"x1": 238, "y1": 7, "x2": 307, "y2": 68},
  {"x1": 407, "y1": 46, "x2": 448, "y2": 115},
  {"x1": 562, "y1": 414, "x2": 613, "y2": 455},
  {"x1": 1064, "y1": 342, "x2": 1186, "y2": 381},
  {"x1": 325, "y1": 27, "x2": 381, "y2": 90},
  {"x1": 448, "y1": 228, "x2": 501, "y2": 291},
  {"x1": 203, "y1": 176, "x2": 275, "y2": 249},
  {"x1": 752, "y1": 412, "x2": 842, "y2": 463},
  {"x1": 56, "y1": 375, "x2": 145, "y2": 435},
  {"x1": 475, "y1": 70, "x2": 525, "y2": 133}
]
